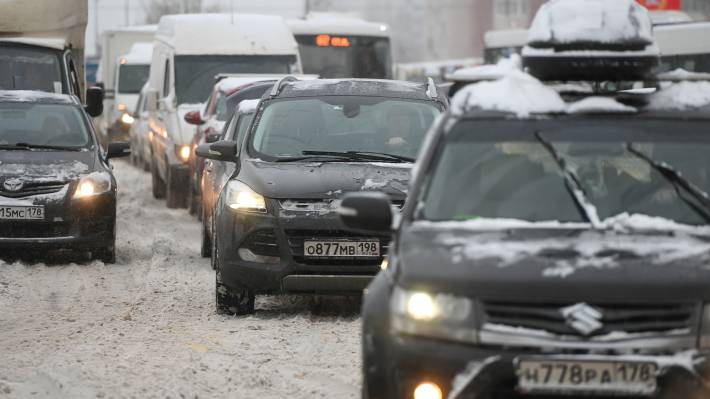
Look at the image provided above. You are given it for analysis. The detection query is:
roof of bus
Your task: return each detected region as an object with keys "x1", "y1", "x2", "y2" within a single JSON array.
[
  {"x1": 287, "y1": 13, "x2": 390, "y2": 37},
  {"x1": 156, "y1": 13, "x2": 299, "y2": 56}
]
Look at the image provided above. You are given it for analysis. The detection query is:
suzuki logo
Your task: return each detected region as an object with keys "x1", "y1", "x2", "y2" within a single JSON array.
[
  {"x1": 2, "y1": 178, "x2": 23, "y2": 192},
  {"x1": 561, "y1": 303, "x2": 603, "y2": 336}
]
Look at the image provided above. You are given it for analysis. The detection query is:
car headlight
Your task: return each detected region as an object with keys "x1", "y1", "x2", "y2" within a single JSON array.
[
  {"x1": 391, "y1": 287, "x2": 478, "y2": 343},
  {"x1": 225, "y1": 181, "x2": 267, "y2": 213},
  {"x1": 73, "y1": 172, "x2": 112, "y2": 199},
  {"x1": 176, "y1": 144, "x2": 191, "y2": 163},
  {"x1": 121, "y1": 112, "x2": 135, "y2": 125}
]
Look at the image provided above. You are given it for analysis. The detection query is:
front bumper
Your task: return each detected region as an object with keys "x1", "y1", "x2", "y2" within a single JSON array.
[
  {"x1": 216, "y1": 205, "x2": 388, "y2": 295},
  {"x1": 0, "y1": 191, "x2": 115, "y2": 251},
  {"x1": 381, "y1": 335, "x2": 710, "y2": 399}
]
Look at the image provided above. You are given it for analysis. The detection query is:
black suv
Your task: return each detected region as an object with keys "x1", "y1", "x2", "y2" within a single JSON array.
[
  {"x1": 0, "y1": 91, "x2": 129, "y2": 262},
  {"x1": 196, "y1": 78, "x2": 447, "y2": 314}
]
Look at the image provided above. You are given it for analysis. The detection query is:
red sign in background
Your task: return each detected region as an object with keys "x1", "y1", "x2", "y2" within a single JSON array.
[{"x1": 637, "y1": 0, "x2": 683, "y2": 10}]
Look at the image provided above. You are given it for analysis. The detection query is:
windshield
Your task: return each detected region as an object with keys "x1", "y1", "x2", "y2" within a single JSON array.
[
  {"x1": 0, "y1": 44, "x2": 63, "y2": 93},
  {"x1": 0, "y1": 103, "x2": 91, "y2": 148},
  {"x1": 295, "y1": 35, "x2": 391, "y2": 79},
  {"x1": 251, "y1": 96, "x2": 440, "y2": 160},
  {"x1": 419, "y1": 120, "x2": 710, "y2": 226},
  {"x1": 175, "y1": 55, "x2": 297, "y2": 104},
  {"x1": 118, "y1": 64, "x2": 150, "y2": 94}
]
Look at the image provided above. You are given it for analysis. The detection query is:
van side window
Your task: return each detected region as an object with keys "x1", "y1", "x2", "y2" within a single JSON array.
[{"x1": 162, "y1": 59, "x2": 170, "y2": 98}]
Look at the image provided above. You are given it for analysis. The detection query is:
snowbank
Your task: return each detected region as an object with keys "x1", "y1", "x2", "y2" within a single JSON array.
[{"x1": 527, "y1": 0, "x2": 653, "y2": 46}]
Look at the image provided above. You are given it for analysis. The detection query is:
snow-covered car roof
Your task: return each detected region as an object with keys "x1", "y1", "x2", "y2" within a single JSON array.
[
  {"x1": 0, "y1": 90, "x2": 78, "y2": 105},
  {"x1": 287, "y1": 13, "x2": 389, "y2": 37},
  {"x1": 120, "y1": 42, "x2": 153, "y2": 65},
  {"x1": 156, "y1": 14, "x2": 299, "y2": 56},
  {"x1": 274, "y1": 79, "x2": 440, "y2": 102},
  {"x1": 450, "y1": 70, "x2": 710, "y2": 118},
  {"x1": 215, "y1": 75, "x2": 317, "y2": 95}
]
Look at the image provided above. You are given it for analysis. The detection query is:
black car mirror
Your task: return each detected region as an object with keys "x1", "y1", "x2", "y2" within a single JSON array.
[
  {"x1": 205, "y1": 133, "x2": 221, "y2": 144},
  {"x1": 106, "y1": 142, "x2": 131, "y2": 159},
  {"x1": 85, "y1": 87, "x2": 104, "y2": 117},
  {"x1": 339, "y1": 192, "x2": 393, "y2": 233},
  {"x1": 195, "y1": 140, "x2": 237, "y2": 162}
]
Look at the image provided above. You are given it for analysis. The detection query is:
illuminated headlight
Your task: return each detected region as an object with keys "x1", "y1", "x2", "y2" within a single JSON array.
[
  {"x1": 391, "y1": 287, "x2": 478, "y2": 343},
  {"x1": 699, "y1": 304, "x2": 710, "y2": 348},
  {"x1": 73, "y1": 172, "x2": 111, "y2": 199},
  {"x1": 117, "y1": 103, "x2": 127, "y2": 112},
  {"x1": 121, "y1": 112, "x2": 135, "y2": 125},
  {"x1": 176, "y1": 144, "x2": 191, "y2": 163},
  {"x1": 225, "y1": 181, "x2": 266, "y2": 213}
]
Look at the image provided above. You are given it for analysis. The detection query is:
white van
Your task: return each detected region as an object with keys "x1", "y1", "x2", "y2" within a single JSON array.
[{"x1": 145, "y1": 14, "x2": 302, "y2": 208}]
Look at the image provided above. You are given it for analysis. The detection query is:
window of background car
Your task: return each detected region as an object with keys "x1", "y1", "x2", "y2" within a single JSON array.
[
  {"x1": 418, "y1": 120, "x2": 710, "y2": 225},
  {"x1": 215, "y1": 95, "x2": 230, "y2": 122},
  {"x1": 251, "y1": 96, "x2": 440, "y2": 160},
  {"x1": 175, "y1": 55, "x2": 297, "y2": 104},
  {"x1": 118, "y1": 64, "x2": 150, "y2": 94},
  {"x1": 295, "y1": 35, "x2": 391, "y2": 79},
  {"x1": 232, "y1": 113, "x2": 255, "y2": 145},
  {"x1": 0, "y1": 45, "x2": 63, "y2": 93},
  {"x1": 0, "y1": 103, "x2": 91, "y2": 148}
]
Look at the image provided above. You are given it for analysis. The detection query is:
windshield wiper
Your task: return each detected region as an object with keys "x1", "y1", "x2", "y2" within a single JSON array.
[
  {"x1": 273, "y1": 154, "x2": 353, "y2": 163},
  {"x1": 11, "y1": 143, "x2": 82, "y2": 151},
  {"x1": 626, "y1": 143, "x2": 710, "y2": 224},
  {"x1": 534, "y1": 132, "x2": 601, "y2": 227},
  {"x1": 301, "y1": 150, "x2": 414, "y2": 163}
]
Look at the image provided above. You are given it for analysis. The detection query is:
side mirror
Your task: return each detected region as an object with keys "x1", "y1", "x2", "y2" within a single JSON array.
[
  {"x1": 95, "y1": 82, "x2": 105, "y2": 90},
  {"x1": 85, "y1": 87, "x2": 104, "y2": 117},
  {"x1": 339, "y1": 192, "x2": 393, "y2": 233},
  {"x1": 195, "y1": 140, "x2": 237, "y2": 162},
  {"x1": 205, "y1": 133, "x2": 221, "y2": 143},
  {"x1": 184, "y1": 110, "x2": 204, "y2": 125},
  {"x1": 145, "y1": 89, "x2": 159, "y2": 112},
  {"x1": 106, "y1": 142, "x2": 131, "y2": 159}
]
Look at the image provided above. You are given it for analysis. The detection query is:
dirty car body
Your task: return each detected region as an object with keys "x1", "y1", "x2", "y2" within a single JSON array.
[
  {"x1": 198, "y1": 78, "x2": 447, "y2": 315},
  {"x1": 0, "y1": 91, "x2": 128, "y2": 262}
]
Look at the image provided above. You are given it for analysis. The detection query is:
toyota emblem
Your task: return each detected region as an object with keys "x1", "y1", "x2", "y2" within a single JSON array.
[{"x1": 3, "y1": 178, "x2": 24, "y2": 192}]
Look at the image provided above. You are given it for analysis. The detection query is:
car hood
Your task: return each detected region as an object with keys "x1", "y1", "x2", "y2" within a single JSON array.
[
  {"x1": 240, "y1": 159, "x2": 412, "y2": 200},
  {"x1": 0, "y1": 150, "x2": 96, "y2": 184},
  {"x1": 397, "y1": 224, "x2": 710, "y2": 303}
]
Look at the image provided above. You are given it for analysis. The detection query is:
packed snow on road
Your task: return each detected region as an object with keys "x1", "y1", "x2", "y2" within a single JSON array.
[{"x1": 0, "y1": 161, "x2": 361, "y2": 399}]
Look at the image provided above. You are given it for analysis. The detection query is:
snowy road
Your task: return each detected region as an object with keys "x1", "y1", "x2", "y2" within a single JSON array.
[{"x1": 0, "y1": 160, "x2": 361, "y2": 399}]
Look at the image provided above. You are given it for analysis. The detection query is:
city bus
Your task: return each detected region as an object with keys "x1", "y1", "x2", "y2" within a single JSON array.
[{"x1": 288, "y1": 13, "x2": 393, "y2": 79}]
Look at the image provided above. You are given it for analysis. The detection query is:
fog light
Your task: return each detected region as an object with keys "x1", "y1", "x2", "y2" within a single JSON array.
[
  {"x1": 414, "y1": 382, "x2": 442, "y2": 399},
  {"x1": 238, "y1": 248, "x2": 279, "y2": 264}
]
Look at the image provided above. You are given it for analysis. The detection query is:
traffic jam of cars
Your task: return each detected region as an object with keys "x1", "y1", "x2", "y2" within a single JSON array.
[{"x1": 3, "y1": 0, "x2": 710, "y2": 398}]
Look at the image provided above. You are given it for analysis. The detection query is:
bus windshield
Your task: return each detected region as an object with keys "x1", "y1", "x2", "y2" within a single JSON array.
[{"x1": 295, "y1": 35, "x2": 391, "y2": 79}]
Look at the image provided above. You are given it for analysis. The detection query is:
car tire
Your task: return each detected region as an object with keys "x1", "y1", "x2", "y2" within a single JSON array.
[
  {"x1": 215, "y1": 248, "x2": 255, "y2": 315},
  {"x1": 151, "y1": 157, "x2": 166, "y2": 199},
  {"x1": 188, "y1": 183, "x2": 199, "y2": 216},
  {"x1": 200, "y1": 208, "x2": 211, "y2": 258},
  {"x1": 142, "y1": 156, "x2": 150, "y2": 172},
  {"x1": 93, "y1": 246, "x2": 116, "y2": 264},
  {"x1": 166, "y1": 167, "x2": 187, "y2": 209}
]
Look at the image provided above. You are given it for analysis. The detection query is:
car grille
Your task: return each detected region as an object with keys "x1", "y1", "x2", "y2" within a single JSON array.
[
  {"x1": 0, "y1": 222, "x2": 72, "y2": 238},
  {"x1": 279, "y1": 198, "x2": 405, "y2": 212},
  {"x1": 285, "y1": 229, "x2": 391, "y2": 266},
  {"x1": 242, "y1": 229, "x2": 279, "y2": 257},
  {"x1": 0, "y1": 182, "x2": 66, "y2": 198},
  {"x1": 482, "y1": 301, "x2": 698, "y2": 337}
]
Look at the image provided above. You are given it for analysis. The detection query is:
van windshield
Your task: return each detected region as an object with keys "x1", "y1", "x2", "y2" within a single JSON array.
[
  {"x1": 0, "y1": 103, "x2": 91, "y2": 149},
  {"x1": 419, "y1": 120, "x2": 710, "y2": 226},
  {"x1": 118, "y1": 64, "x2": 150, "y2": 94},
  {"x1": 0, "y1": 44, "x2": 64, "y2": 93},
  {"x1": 175, "y1": 55, "x2": 297, "y2": 104}
]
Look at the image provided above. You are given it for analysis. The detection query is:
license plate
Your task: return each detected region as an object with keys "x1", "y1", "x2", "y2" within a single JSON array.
[
  {"x1": 304, "y1": 240, "x2": 380, "y2": 257},
  {"x1": 517, "y1": 359, "x2": 657, "y2": 395},
  {"x1": 0, "y1": 205, "x2": 44, "y2": 220}
]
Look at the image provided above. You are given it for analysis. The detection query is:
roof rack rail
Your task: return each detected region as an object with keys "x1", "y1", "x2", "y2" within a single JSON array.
[
  {"x1": 270, "y1": 76, "x2": 299, "y2": 97},
  {"x1": 426, "y1": 77, "x2": 438, "y2": 99}
]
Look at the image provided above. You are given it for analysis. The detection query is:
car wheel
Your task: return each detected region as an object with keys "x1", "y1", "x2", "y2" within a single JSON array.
[
  {"x1": 151, "y1": 158, "x2": 166, "y2": 199},
  {"x1": 93, "y1": 246, "x2": 116, "y2": 264},
  {"x1": 215, "y1": 248, "x2": 255, "y2": 315},
  {"x1": 166, "y1": 167, "x2": 187, "y2": 209},
  {"x1": 200, "y1": 208, "x2": 211, "y2": 258},
  {"x1": 187, "y1": 182, "x2": 198, "y2": 216}
]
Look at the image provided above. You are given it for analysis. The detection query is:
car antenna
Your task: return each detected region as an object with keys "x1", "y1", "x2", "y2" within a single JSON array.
[{"x1": 426, "y1": 77, "x2": 438, "y2": 99}]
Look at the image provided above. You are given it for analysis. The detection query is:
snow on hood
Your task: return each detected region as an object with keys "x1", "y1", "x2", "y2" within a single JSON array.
[
  {"x1": 648, "y1": 80, "x2": 710, "y2": 111},
  {"x1": 0, "y1": 160, "x2": 89, "y2": 182},
  {"x1": 527, "y1": 0, "x2": 653, "y2": 46},
  {"x1": 449, "y1": 54, "x2": 522, "y2": 81},
  {"x1": 237, "y1": 99, "x2": 260, "y2": 114}
]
